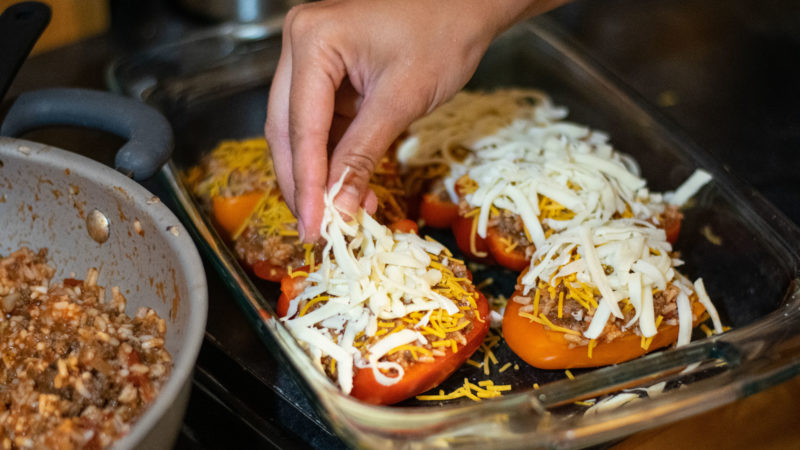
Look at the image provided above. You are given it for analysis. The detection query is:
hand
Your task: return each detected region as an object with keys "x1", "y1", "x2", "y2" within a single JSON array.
[{"x1": 265, "y1": 0, "x2": 567, "y2": 242}]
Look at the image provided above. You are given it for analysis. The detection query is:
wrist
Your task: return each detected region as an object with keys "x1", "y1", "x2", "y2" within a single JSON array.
[{"x1": 465, "y1": 0, "x2": 571, "y2": 41}]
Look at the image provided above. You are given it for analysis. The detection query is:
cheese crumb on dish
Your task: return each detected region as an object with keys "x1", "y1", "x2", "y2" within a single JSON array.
[
  {"x1": 584, "y1": 381, "x2": 667, "y2": 415},
  {"x1": 415, "y1": 378, "x2": 511, "y2": 402}
]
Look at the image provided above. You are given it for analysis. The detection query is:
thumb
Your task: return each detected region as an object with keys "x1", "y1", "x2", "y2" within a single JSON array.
[
  {"x1": 330, "y1": 170, "x2": 371, "y2": 218},
  {"x1": 328, "y1": 88, "x2": 423, "y2": 218}
]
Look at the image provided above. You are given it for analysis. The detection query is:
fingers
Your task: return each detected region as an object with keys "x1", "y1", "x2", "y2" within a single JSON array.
[
  {"x1": 327, "y1": 80, "x2": 422, "y2": 218},
  {"x1": 265, "y1": 30, "x2": 297, "y2": 214},
  {"x1": 268, "y1": 0, "x2": 509, "y2": 243},
  {"x1": 363, "y1": 189, "x2": 378, "y2": 214},
  {"x1": 287, "y1": 16, "x2": 348, "y2": 242}
]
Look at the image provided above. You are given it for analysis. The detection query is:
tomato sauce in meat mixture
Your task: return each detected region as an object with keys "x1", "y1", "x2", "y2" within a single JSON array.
[{"x1": 0, "y1": 248, "x2": 171, "y2": 449}]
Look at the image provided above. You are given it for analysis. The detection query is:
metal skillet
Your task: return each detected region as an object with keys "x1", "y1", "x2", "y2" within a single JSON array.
[{"x1": 0, "y1": 3, "x2": 207, "y2": 448}]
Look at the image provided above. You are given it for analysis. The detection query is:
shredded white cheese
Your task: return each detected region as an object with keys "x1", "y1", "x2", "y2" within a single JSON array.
[
  {"x1": 584, "y1": 381, "x2": 667, "y2": 415},
  {"x1": 397, "y1": 89, "x2": 677, "y2": 242},
  {"x1": 694, "y1": 278, "x2": 723, "y2": 334},
  {"x1": 665, "y1": 169, "x2": 713, "y2": 207},
  {"x1": 399, "y1": 89, "x2": 719, "y2": 348},
  {"x1": 518, "y1": 219, "x2": 697, "y2": 340},
  {"x1": 283, "y1": 171, "x2": 475, "y2": 394}
]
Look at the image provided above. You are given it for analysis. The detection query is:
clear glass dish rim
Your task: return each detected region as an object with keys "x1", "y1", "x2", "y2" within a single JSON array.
[{"x1": 111, "y1": 16, "x2": 800, "y2": 448}]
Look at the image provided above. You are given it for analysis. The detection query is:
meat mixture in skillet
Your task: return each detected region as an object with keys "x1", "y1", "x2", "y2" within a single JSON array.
[{"x1": 0, "y1": 248, "x2": 171, "y2": 449}]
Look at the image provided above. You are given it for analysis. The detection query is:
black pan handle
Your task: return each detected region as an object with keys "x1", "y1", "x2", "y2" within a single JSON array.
[
  {"x1": 0, "y1": 2, "x2": 51, "y2": 101},
  {"x1": 0, "y1": 88, "x2": 174, "y2": 181}
]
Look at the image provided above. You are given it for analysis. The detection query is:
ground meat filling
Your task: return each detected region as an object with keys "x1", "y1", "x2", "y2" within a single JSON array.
[
  {"x1": 513, "y1": 281, "x2": 687, "y2": 347},
  {"x1": 452, "y1": 174, "x2": 543, "y2": 259},
  {"x1": 403, "y1": 162, "x2": 452, "y2": 210},
  {"x1": 488, "y1": 210, "x2": 536, "y2": 256},
  {"x1": 0, "y1": 248, "x2": 171, "y2": 449},
  {"x1": 217, "y1": 169, "x2": 271, "y2": 201},
  {"x1": 234, "y1": 226, "x2": 308, "y2": 269},
  {"x1": 426, "y1": 179, "x2": 451, "y2": 204}
]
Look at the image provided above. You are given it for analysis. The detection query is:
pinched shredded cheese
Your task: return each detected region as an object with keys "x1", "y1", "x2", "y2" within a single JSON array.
[{"x1": 282, "y1": 171, "x2": 481, "y2": 395}]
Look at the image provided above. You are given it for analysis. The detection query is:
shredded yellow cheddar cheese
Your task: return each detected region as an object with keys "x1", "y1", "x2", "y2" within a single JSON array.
[{"x1": 415, "y1": 378, "x2": 511, "y2": 402}]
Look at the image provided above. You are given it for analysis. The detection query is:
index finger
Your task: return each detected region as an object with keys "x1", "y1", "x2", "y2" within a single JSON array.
[
  {"x1": 288, "y1": 38, "x2": 346, "y2": 242},
  {"x1": 265, "y1": 31, "x2": 297, "y2": 215}
]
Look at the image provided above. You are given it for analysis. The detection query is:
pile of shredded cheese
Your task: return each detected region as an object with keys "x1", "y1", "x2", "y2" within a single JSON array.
[
  {"x1": 397, "y1": 89, "x2": 720, "y2": 347},
  {"x1": 282, "y1": 172, "x2": 482, "y2": 394},
  {"x1": 397, "y1": 89, "x2": 568, "y2": 168},
  {"x1": 188, "y1": 137, "x2": 277, "y2": 199},
  {"x1": 398, "y1": 89, "x2": 701, "y2": 244},
  {"x1": 518, "y1": 220, "x2": 722, "y2": 344},
  {"x1": 187, "y1": 138, "x2": 298, "y2": 241},
  {"x1": 238, "y1": 189, "x2": 299, "y2": 240}
]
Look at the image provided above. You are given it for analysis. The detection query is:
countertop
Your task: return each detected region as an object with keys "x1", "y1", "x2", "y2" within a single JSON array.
[{"x1": 4, "y1": 0, "x2": 800, "y2": 448}]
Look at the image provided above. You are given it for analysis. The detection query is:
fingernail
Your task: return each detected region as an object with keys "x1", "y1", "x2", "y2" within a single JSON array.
[
  {"x1": 333, "y1": 184, "x2": 361, "y2": 217},
  {"x1": 297, "y1": 219, "x2": 305, "y2": 241}
]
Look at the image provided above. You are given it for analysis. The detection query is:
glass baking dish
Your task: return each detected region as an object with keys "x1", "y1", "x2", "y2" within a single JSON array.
[{"x1": 108, "y1": 16, "x2": 800, "y2": 448}]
